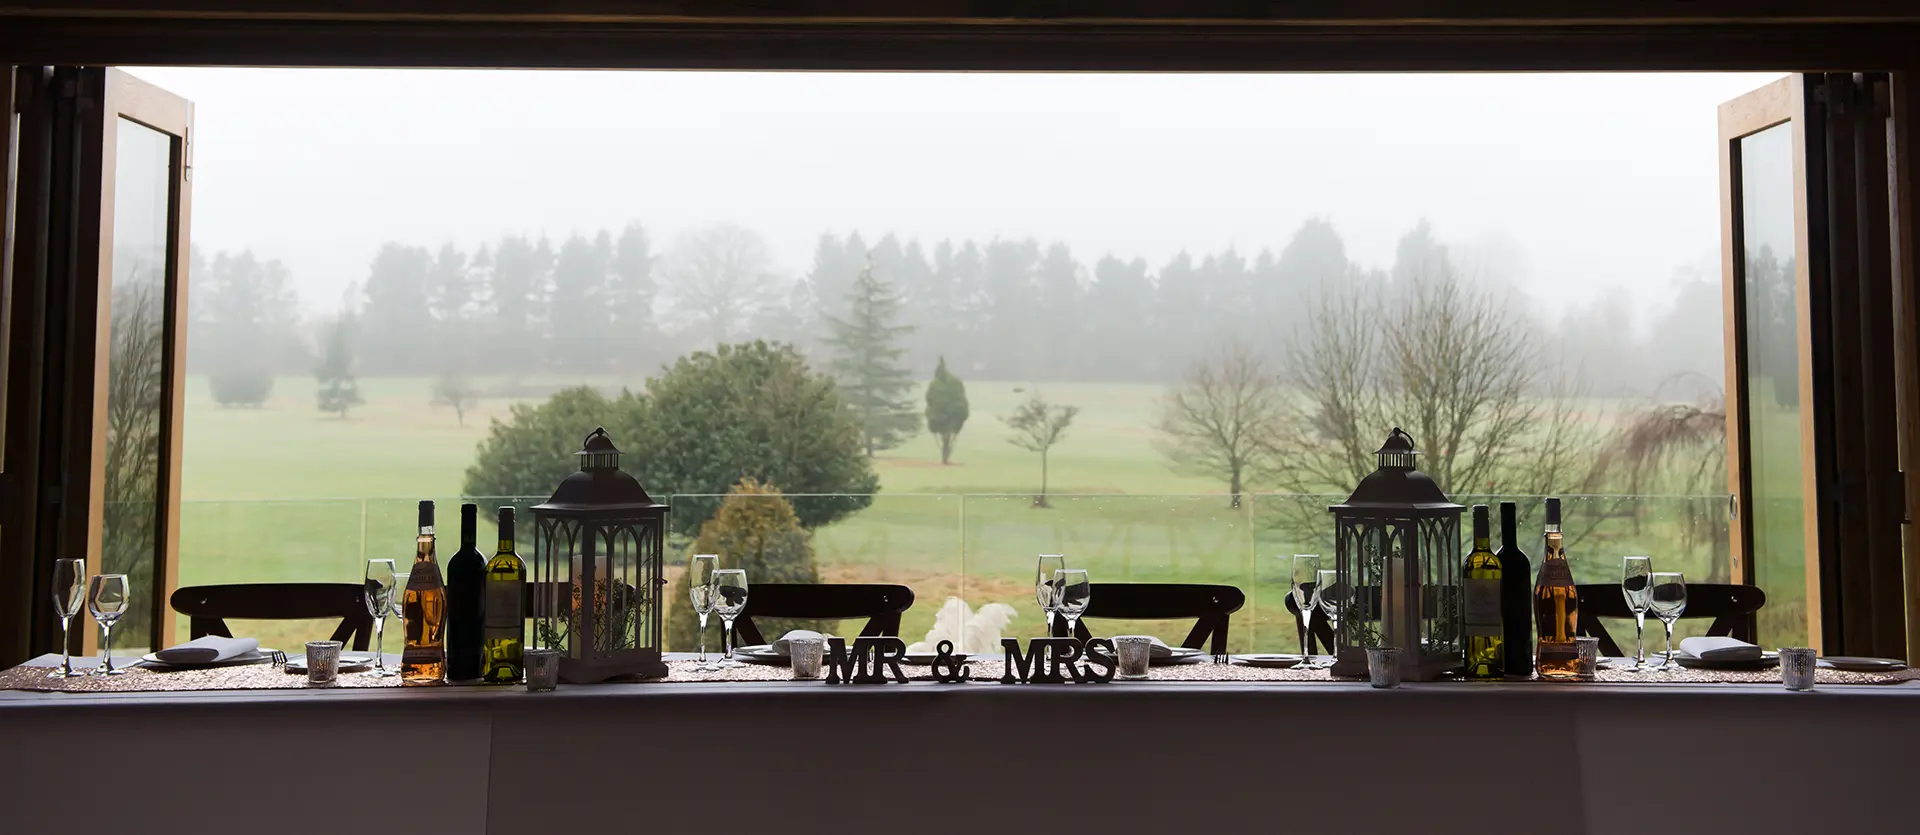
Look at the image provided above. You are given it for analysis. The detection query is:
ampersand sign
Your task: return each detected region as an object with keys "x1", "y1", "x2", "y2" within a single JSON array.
[{"x1": 930, "y1": 639, "x2": 971, "y2": 683}]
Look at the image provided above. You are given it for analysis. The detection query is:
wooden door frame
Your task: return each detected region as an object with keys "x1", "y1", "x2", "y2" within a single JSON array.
[{"x1": 72, "y1": 67, "x2": 192, "y2": 652}]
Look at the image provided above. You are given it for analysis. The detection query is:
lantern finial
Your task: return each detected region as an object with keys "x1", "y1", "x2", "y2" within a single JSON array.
[
  {"x1": 1374, "y1": 427, "x2": 1418, "y2": 470},
  {"x1": 578, "y1": 427, "x2": 621, "y2": 472}
]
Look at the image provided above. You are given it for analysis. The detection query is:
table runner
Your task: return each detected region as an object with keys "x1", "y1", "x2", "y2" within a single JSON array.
[{"x1": 5, "y1": 656, "x2": 1917, "y2": 693}]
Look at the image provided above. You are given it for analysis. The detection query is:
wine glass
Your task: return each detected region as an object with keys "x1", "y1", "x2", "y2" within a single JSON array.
[
  {"x1": 1315, "y1": 568, "x2": 1346, "y2": 667},
  {"x1": 1053, "y1": 569, "x2": 1091, "y2": 640},
  {"x1": 1648, "y1": 572, "x2": 1688, "y2": 670},
  {"x1": 1621, "y1": 556, "x2": 1653, "y2": 670},
  {"x1": 1035, "y1": 554, "x2": 1066, "y2": 637},
  {"x1": 364, "y1": 559, "x2": 399, "y2": 677},
  {"x1": 712, "y1": 569, "x2": 749, "y2": 669},
  {"x1": 87, "y1": 574, "x2": 131, "y2": 676},
  {"x1": 1289, "y1": 555, "x2": 1321, "y2": 663},
  {"x1": 49, "y1": 558, "x2": 86, "y2": 678},
  {"x1": 688, "y1": 555, "x2": 720, "y2": 672}
]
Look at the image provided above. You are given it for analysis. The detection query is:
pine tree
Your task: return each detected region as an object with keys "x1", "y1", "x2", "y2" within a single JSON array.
[
  {"x1": 924, "y1": 357, "x2": 970, "y2": 464},
  {"x1": 315, "y1": 316, "x2": 364, "y2": 418},
  {"x1": 823, "y1": 262, "x2": 920, "y2": 456}
]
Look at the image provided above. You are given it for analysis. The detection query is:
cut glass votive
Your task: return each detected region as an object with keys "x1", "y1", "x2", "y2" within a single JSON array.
[
  {"x1": 789, "y1": 637, "x2": 826, "y2": 680},
  {"x1": 1779, "y1": 647, "x2": 1816, "y2": 692},
  {"x1": 1575, "y1": 637, "x2": 1601, "y2": 681},
  {"x1": 304, "y1": 640, "x2": 342, "y2": 685},
  {"x1": 525, "y1": 648, "x2": 561, "y2": 692},
  {"x1": 1367, "y1": 646, "x2": 1403, "y2": 689},
  {"x1": 1114, "y1": 635, "x2": 1153, "y2": 680}
]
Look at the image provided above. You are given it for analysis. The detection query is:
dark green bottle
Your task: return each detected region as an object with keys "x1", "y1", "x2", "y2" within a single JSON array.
[{"x1": 445, "y1": 502, "x2": 486, "y2": 683}]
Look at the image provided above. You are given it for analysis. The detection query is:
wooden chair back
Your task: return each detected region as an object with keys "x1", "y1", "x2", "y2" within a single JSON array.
[
  {"x1": 169, "y1": 583, "x2": 374, "y2": 651},
  {"x1": 1574, "y1": 583, "x2": 1766, "y2": 657},
  {"x1": 730, "y1": 583, "x2": 916, "y2": 645},
  {"x1": 1067, "y1": 583, "x2": 1245, "y2": 656}
]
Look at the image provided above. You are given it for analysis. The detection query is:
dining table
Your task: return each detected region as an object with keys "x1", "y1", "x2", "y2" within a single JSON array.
[{"x1": 2, "y1": 651, "x2": 1914, "y2": 835}]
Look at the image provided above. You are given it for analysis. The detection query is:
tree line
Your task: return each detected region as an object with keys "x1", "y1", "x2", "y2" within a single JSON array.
[{"x1": 185, "y1": 217, "x2": 1726, "y2": 396}]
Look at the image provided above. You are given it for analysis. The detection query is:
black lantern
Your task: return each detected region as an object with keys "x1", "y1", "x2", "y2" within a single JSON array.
[
  {"x1": 532, "y1": 428, "x2": 669, "y2": 683},
  {"x1": 1327, "y1": 428, "x2": 1465, "y2": 681}
]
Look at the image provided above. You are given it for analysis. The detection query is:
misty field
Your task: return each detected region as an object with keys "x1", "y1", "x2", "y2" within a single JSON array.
[{"x1": 175, "y1": 374, "x2": 1753, "y2": 653}]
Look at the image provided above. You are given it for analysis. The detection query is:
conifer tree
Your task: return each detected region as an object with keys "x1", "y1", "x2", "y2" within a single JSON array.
[
  {"x1": 924, "y1": 357, "x2": 970, "y2": 464},
  {"x1": 315, "y1": 316, "x2": 364, "y2": 418},
  {"x1": 823, "y1": 262, "x2": 919, "y2": 456}
]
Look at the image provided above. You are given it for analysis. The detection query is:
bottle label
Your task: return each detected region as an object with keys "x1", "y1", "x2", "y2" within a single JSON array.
[
  {"x1": 485, "y1": 579, "x2": 523, "y2": 631},
  {"x1": 408, "y1": 559, "x2": 443, "y2": 589},
  {"x1": 401, "y1": 644, "x2": 444, "y2": 666},
  {"x1": 1464, "y1": 578, "x2": 1502, "y2": 636}
]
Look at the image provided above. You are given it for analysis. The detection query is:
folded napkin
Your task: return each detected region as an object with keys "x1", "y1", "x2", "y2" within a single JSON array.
[
  {"x1": 1678, "y1": 636, "x2": 1762, "y2": 661},
  {"x1": 154, "y1": 636, "x2": 259, "y2": 664},
  {"x1": 770, "y1": 630, "x2": 824, "y2": 656},
  {"x1": 1146, "y1": 637, "x2": 1177, "y2": 659}
]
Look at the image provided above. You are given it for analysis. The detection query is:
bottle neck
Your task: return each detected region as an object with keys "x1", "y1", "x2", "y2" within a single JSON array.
[
  {"x1": 1499, "y1": 506, "x2": 1518, "y2": 549},
  {"x1": 497, "y1": 537, "x2": 515, "y2": 554},
  {"x1": 416, "y1": 525, "x2": 435, "y2": 562}
]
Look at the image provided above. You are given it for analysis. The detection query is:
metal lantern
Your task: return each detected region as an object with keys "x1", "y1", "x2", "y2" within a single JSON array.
[
  {"x1": 1327, "y1": 428, "x2": 1466, "y2": 681},
  {"x1": 532, "y1": 427, "x2": 669, "y2": 683}
]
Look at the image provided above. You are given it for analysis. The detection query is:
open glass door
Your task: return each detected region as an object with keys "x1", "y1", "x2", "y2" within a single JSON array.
[
  {"x1": 1719, "y1": 76, "x2": 1818, "y2": 650},
  {"x1": 78, "y1": 69, "x2": 193, "y2": 654}
]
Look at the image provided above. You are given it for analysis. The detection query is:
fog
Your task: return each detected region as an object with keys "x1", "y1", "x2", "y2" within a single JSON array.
[{"x1": 129, "y1": 68, "x2": 1778, "y2": 321}]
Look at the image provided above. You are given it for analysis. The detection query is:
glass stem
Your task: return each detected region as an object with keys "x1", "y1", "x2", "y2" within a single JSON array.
[
  {"x1": 59, "y1": 617, "x2": 71, "y2": 675},
  {"x1": 1663, "y1": 620, "x2": 1676, "y2": 668},
  {"x1": 697, "y1": 612, "x2": 710, "y2": 662},
  {"x1": 1299, "y1": 608, "x2": 1313, "y2": 657},
  {"x1": 721, "y1": 617, "x2": 733, "y2": 660},
  {"x1": 373, "y1": 619, "x2": 386, "y2": 670},
  {"x1": 1633, "y1": 612, "x2": 1646, "y2": 666},
  {"x1": 100, "y1": 623, "x2": 114, "y2": 673},
  {"x1": 1044, "y1": 610, "x2": 1056, "y2": 637}
]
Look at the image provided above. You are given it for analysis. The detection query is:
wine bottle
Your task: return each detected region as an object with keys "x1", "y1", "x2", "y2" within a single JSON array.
[
  {"x1": 1497, "y1": 501, "x2": 1534, "y2": 678},
  {"x1": 401, "y1": 500, "x2": 448, "y2": 685},
  {"x1": 445, "y1": 502, "x2": 485, "y2": 683},
  {"x1": 1462, "y1": 504, "x2": 1504, "y2": 680},
  {"x1": 1533, "y1": 497, "x2": 1581, "y2": 680},
  {"x1": 483, "y1": 507, "x2": 527, "y2": 684}
]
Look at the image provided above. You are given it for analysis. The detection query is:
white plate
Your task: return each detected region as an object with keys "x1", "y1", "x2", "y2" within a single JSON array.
[
  {"x1": 1234, "y1": 654, "x2": 1304, "y2": 669},
  {"x1": 731, "y1": 645, "x2": 788, "y2": 665},
  {"x1": 1154, "y1": 649, "x2": 1208, "y2": 666},
  {"x1": 140, "y1": 648, "x2": 281, "y2": 669},
  {"x1": 1819, "y1": 656, "x2": 1907, "y2": 673},
  {"x1": 284, "y1": 653, "x2": 375, "y2": 673}
]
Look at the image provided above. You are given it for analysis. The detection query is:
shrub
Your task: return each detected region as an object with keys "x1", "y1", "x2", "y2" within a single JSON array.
[
  {"x1": 665, "y1": 478, "x2": 827, "y2": 652},
  {"x1": 209, "y1": 370, "x2": 274, "y2": 407}
]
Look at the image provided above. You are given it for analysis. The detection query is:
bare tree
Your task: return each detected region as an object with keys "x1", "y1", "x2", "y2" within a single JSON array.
[
  {"x1": 662, "y1": 223, "x2": 781, "y2": 347},
  {"x1": 430, "y1": 370, "x2": 480, "y2": 427},
  {"x1": 1269, "y1": 270, "x2": 1601, "y2": 531},
  {"x1": 1154, "y1": 340, "x2": 1285, "y2": 508},
  {"x1": 1002, "y1": 392, "x2": 1079, "y2": 508}
]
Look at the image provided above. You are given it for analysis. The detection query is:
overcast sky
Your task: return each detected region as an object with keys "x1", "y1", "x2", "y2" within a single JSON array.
[{"x1": 127, "y1": 68, "x2": 1780, "y2": 319}]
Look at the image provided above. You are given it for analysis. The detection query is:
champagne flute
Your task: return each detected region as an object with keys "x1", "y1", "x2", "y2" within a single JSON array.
[
  {"x1": 49, "y1": 558, "x2": 86, "y2": 678},
  {"x1": 1315, "y1": 568, "x2": 1345, "y2": 666},
  {"x1": 1035, "y1": 554, "x2": 1066, "y2": 637},
  {"x1": 712, "y1": 569, "x2": 749, "y2": 669},
  {"x1": 1289, "y1": 555, "x2": 1321, "y2": 663},
  {"x1": 364, "y1": 559, "x2": 399, "y2": 677},
  {"x1": 1648, "y1": 572, "x2": 1688, "y2": 670},
  {"x1": 1621, "y1": 556, "x2": 1653, "y2": 670},
  {"x1": 1053, "y1": 569, "x2": 1091, "y2": 640},
  {"x1": 689, "y1": 555, "x2": 720, "y2": 672},
  {"x1": 87, "y1": 574, "x2": 131, "y2": 676}
]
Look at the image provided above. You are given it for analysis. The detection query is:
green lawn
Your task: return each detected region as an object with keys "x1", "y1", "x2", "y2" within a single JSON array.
[{"x1": 173, "y1": 374, "x2": 1740, "y2": 654}]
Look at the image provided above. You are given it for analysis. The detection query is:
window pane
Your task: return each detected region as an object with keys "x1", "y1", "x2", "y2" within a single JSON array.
[
  {"x1": 1736, "y1": 122, "x2": 1806, "y2": 648},
  {"x1": 102, "y1": 118, "x2": 174, "y2": 650}
]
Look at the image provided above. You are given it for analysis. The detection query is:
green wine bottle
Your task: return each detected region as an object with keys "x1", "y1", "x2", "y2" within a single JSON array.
[
  {"x1": 482, "y1": 507, "x2": 527, "y2": 684},
  {"x1": 1463, "y1": 504, "x2": 1505, "y2": 680}
]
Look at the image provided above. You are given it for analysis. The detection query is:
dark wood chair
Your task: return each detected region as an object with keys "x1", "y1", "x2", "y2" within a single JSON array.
[
  {"x1": 1066, "y1": 583, "x2": 1245, "y2": 656},
  {"x1": 1574, "y1": 583, "x2": 1766, "y2": 657},
  {"x1": 169, "y1": 583, "x2": 374, "y2": 651},
  {"x1": 1283, "y1": 583, "x2": 1338, "y2": 654},
  {"x1": 730, "y1": 583, "x2": 915, "y2": 645}
]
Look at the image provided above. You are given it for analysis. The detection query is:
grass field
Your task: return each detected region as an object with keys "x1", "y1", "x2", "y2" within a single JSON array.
[{"x1": 171, "y1": 374, "x2": 1756, "y2": 656}]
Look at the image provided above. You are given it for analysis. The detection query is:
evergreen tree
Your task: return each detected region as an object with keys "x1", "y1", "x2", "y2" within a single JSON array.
[
  {"x1": 315, "y1": 316, "x2": 364, "y2": 418},
  {"x1": 823, "y1": 263, "x2": 920, "y2": 456},
  {"x1": 924, "y1": 357, "x2": 970, "y2": 465}
]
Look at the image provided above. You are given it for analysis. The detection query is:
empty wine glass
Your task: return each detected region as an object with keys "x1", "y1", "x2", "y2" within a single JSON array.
[
  {"x1": 1289, "y1": 555, "x2": 1321, "y2": 663},
  {"x1": 1649, "y1": 572, "x2": 1688, "y2": 670},
  {"x1": 1621, "y1": 556, "x2": 1653, "y2": 670},
  {"x1": 1315, "y1": 568, "x2": 1346, "y2": 667},
  {"x1": 712, "y1": 569, "x2": 749, "y2": 669},
  {"x1": 1054, "y1": 569, "x2": 1091, "y2": 640},
  {"x1": 688, "y1": 555, "x2": 720, "y2": 672},
  {"x1": 87, "y1": 574, "x2": 130, "y2": 676},
  {"x1": 49, "y1": 558, "x2": 86, "y2": 678},
  {"x1": 364, "y1": 559, "x2": 399, "y2": 677},
  {"x1": 1035, "y1": 554, "x2": 1066, "y2": 637}
]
